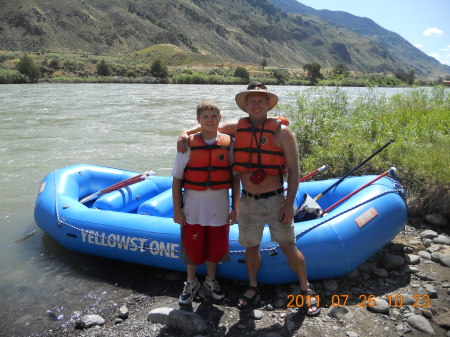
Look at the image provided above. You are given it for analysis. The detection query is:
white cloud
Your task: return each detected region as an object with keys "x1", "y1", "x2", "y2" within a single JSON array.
[
  {"x1": 415, "y1": 43, "x2": 423, "y2": 48},
  {"x1": 423, "y1": 27, "x2": 444, "y2": 36},
  {"x1": 428, "y1": 52, "x2": 450, "y2": 66}
]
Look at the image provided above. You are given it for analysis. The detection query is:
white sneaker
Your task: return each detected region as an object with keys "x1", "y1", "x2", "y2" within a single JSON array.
[
  {"x1": 203, "y1": 278, "x2": 225, "y2": 300},
  {"x1": 179, "y1": 278, "x2": 200, "y2": 305}
]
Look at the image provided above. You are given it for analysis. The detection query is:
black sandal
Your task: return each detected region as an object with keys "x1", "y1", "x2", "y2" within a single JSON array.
[
  {"x1": 301, "y1": 289, "x2": 321, "y2": 317},
  {"x1": 237, "y1": 286, "x2": 260, "y2": 310}
]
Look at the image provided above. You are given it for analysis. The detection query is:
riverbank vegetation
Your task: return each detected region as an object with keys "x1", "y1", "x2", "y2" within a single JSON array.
[
  {"x1": 281, "y1": 86, "x2": 449, "y2": 219},
  {"x1": 1, "y1": 50, "x2": 448, "y2": 219},
  {"x1": 1, "y1": 50, "x2": 449, "y2": 86}
]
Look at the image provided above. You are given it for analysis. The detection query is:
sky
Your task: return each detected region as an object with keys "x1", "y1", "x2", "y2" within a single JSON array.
[{"x1": 297, "y1": 0, "x2": 450, "y2": 66}]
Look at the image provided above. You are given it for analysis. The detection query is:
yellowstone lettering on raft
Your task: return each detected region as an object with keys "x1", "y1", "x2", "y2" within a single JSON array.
[{"x1": 81, "y1": 231, "x2": 179, "y2": 258}]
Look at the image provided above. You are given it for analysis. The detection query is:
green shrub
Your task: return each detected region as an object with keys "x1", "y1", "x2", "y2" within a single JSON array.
[
  {"x1": 282, "y1": 86, "x2": 449, "y2": 206},
  {"x1": 96, "y1": 59, "x2": 112, "y2": 76},
  {"x1": 16, "y1": 54, "x2": 41, "y2": 82},
  {"x1": 234, "y1": 66, "x2": 249, "y2": 81},
  {"x1": 150, "y1": 59, "x2": 168, "y2": 79},
  {"x1": 0, "y1": 68, "x2": 27, "y2": 83},
  {"x1": 126, "y1": 69, "x2": 137, "y2": 78}
]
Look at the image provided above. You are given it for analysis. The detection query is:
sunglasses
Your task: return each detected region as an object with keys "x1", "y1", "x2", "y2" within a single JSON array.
[{"x1": 247, "y1": 83, "x2": 267, "y2": 90}]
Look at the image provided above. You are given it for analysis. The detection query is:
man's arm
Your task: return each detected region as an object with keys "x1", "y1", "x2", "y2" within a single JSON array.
[
  {"x1": 280, "y1": 126, "x2": 299, "y2": 223},
  {"x1": 228, "y1": 173, "x2": 240, "y2": 225},
  {"x1": 172, "y1": 177, "x2": 185, "y2": 226},
  {"x1": 177, "y1": 121, "x2": 239, "y2": 153}
]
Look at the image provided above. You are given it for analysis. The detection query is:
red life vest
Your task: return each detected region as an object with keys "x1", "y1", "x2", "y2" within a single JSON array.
[
  {"x1": 233, "y1": 117, "x2": 286, "y2": 175},
  {"x1": 183, "y1": 134, "x2": 232, "y2": 191}
]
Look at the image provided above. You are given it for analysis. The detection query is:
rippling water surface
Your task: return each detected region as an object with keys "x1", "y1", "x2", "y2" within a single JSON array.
[{"x1": 0, "y1": 83, "x2": 410, "y2": 335}]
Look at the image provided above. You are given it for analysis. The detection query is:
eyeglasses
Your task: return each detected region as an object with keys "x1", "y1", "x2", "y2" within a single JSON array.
[{"x1": 247, "y1": 83, "x2": 267, "y2": 90}]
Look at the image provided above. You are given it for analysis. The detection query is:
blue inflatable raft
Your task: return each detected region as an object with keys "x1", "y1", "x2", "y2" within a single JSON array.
[{"x1": 34, "y1": 164, "x2": 407, "y2": 284}]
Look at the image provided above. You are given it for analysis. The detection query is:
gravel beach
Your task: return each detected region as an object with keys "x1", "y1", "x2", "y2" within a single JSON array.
[{"x1": 29, "y1": 213, "x2": 450, "y2": 337}]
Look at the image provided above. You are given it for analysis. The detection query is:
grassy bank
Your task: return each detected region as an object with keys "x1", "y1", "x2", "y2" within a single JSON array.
[
  {"x1": 1, "y1": 50, "x2": 447, "y2": 86},
  {"x1": 282, "y1": 86, "x2": 449, "y2": 219}
]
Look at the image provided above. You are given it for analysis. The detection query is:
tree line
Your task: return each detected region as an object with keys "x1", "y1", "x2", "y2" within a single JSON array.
[{"x1": 1, "y1": 53, "x2": 446, "y2": 86}]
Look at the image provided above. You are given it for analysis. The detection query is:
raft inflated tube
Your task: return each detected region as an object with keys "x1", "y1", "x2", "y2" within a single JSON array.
[
  {"x1": 94, "y1": 177, "x2": 172, "y2": 213},
  {"x1": 138, "y1": 188, "x2": 174, "y2": 217}
]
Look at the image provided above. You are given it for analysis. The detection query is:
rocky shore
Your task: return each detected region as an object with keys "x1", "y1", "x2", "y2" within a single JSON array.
[{"x1": 32, "y1": 213, "x2": 450, "y2": 337}]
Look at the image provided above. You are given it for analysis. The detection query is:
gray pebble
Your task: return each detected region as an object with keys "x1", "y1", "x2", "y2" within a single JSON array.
[
  {"x1": 418, "y1": 250, "x2": 431, "y2": 259},
  {"x1": 406, "y1": 254, "x2": 421, "y2": 265},
  {"x1": 367, "y1": 298, "x2": 389, "y2": 314}
]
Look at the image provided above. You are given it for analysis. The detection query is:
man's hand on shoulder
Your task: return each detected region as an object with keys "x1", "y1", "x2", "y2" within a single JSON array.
[{"x1": 177, "y1": 132, "x2": 189, "y2": 153}]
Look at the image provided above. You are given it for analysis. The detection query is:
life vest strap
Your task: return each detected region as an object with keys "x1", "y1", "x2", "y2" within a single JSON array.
[
  {"x1": 191, "y1": 144, "x2": 229, "y2": 151},
  {"x1": 237, "y1": 127, "x2": 276, "y2": 135},
  {"x1": 233, "y1": 162, "x2": 283, "y2": 170},
  {"x1": 234, "y1": 147, "x2": 284, "y2": 156},
  {"x1": 183, "y1": 179, "x2": 232, "y2": 187},
  {"x1": 185, "y1": 166, "x2": 231, "y2": 172}
]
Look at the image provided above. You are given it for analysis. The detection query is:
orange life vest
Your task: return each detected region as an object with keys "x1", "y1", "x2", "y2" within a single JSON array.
[
  {"x1": 233, "y1": 117, "x2": 286, "y2": 175},
  {"x1": 183, "y1": 133, "x2": 232, "y2": 191}
]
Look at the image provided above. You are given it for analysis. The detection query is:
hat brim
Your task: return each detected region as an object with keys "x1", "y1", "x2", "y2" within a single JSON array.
[{"x1": 235, "y1": 90, "x2": 279, "y2": 112}]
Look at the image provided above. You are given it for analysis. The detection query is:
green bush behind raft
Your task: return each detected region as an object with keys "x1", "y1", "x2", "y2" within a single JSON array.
[{"x1": 281, "y1": 86, "x2": 449, "y2": 219}]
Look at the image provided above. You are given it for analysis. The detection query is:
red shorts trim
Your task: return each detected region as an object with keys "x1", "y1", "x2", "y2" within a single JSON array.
[{"x1": 183, "y1": 224, "x2": 230, "y2": 265}]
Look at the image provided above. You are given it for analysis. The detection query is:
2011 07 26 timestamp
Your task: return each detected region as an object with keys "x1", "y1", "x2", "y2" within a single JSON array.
[{"x1": 286, "y1": 294, "x2": 431, "y2": 308}]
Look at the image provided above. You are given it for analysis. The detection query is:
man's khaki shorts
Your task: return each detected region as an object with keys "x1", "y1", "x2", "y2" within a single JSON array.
[{"x1": 238, "y1": 193, "x2": 295, "y2": 247}]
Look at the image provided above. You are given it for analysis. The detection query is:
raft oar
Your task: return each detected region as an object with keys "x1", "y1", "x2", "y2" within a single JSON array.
[
  {"x1": 300, "y1": 165, "x2": 326, "y2": 183},
  {"x1": 80, "y1": 171, "x2": 153, "y2": 204},
  {"x1": 321, "y1": 167, "x2": 396, "y2": 215},
  {"x1": 313, "y1": 139, "x2": 394, "y2": 201},
  {"x1": 285, "y1": 165, "x2": 326, "y2": 191}
]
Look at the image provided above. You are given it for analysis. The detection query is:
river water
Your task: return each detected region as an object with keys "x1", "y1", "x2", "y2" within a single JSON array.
[{"x1": 0, "y1": 83, "x2": 411, "y2": 336}]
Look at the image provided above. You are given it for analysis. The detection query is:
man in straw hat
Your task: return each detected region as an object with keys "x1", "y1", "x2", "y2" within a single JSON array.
[{"x1": 177, "y1": 82, "x2": 320, "y2": 316}]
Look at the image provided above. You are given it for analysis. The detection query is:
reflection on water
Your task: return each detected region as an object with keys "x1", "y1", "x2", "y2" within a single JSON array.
[{"x1": 0, "y1": 84, "x2": 415, "y2": 335}]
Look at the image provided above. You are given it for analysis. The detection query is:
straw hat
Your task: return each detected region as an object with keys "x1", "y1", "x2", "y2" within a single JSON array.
[{"x1": 235, "y1": 82, "x2": 279, "y2": 112}]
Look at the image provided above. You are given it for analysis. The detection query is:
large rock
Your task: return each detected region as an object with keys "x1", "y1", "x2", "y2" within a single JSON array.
[
  {"x1": 75, "y1": 314, "x2": 105, "y2": 329},
  {"x1": 433, "y1": 235, "x2": 450, "y2": 245},
  {"x1": 433, "y1": 311, "x2": 450, "y2": 329},
  {"x1": 147, "y1": 307, "x2": 207, "y2": 335},
  {"x1": 439, "y1": 254, "x2": 450, "y2": 267},
  {"x1": 328, "y1": 306, "x2": 353, "y2": 320},
  {"x1": 406, "y1": 314, "x2": 435, "y2": 335},
  {"x1": 381, "y1": 253, "x2": 405, "y2": 270},
  {"x1": 420, "y1": 230, "x2": 438, "y2": 239},
  {"x1": 425, "y1": 213, "x2": 448, "y2": 226}
]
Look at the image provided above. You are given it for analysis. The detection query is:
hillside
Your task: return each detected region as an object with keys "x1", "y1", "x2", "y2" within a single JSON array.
[
  {"x1": 269, "y1": 0, "x2": 450, "y2": 78},
  {"x1": 1, "y1": 0, "x2": 449, "y2": 78}
]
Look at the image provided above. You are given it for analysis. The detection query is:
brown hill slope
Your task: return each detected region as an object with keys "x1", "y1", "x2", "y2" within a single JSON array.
[{"x1": 0, "y1": 0, "x2": 446, "y2": 78}]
